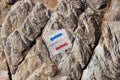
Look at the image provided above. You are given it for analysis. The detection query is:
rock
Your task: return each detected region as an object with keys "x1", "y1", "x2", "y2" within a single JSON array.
[
  {"x1": 104, "y1": 0, "x2": 120, "y2": 21},
  {"x1": 81, "y1": 21, "x2": 120, "y2": 80},
  {"x1": 42, "y1": 12, "x2": 83, "y2": 80},
  {"x1": 25, "y1": 62, "x2": 57, "y2": 80},
  {"x1": 0, "y1": 28, "x2": 9, "y2": 80},
  {"x1": 86, "y1": 0, "x2": 109, "y2": 10},
  {"x1": 3, "y1": 2, "x2": 51, "y2": 74},
  {"x1": 57, "y1": 0, "x2": 86, "y2": 17},
  {"x1": 0, "y1": 0, "x2": 120, "y2": 80}
]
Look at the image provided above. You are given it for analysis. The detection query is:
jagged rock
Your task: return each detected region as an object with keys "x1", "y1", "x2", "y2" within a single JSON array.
[
  {"x1": 0, "y1": 52, "x2": 9, "y2": 80},
  {"x1": 0, "y1": 1, "x2": 9, "y2": 77},
  {"x1": 81, "y1": 21, "x2": 120, "y2": 80},
  {"x1": 104, "y1": 0, "x2": 120, "y2": 21},
  {"x1": 54, "y1": 0, "x2": 101, "y2": 69},
  {"x1": 0, "y1": 28, "x2": 9, "y2": 80},
  {"x1": 1, "y1": 1, "x2": 34, "y2": 46},
  {"x1": 0, "y1": 0, "x2": 10, "y2": 27},
  {"x1": 12, "y1": 37, "x2": 52, "y2": 80},
  {"x1": 1, "y1": 0, "x2": 35, "y2": 74},
  {"x1": 0, "y1": 0, "x2": 120, "y2": 80},
  {"x1": 2, "y1": 2, "x2": 51, "y2": 74},
  {"x1": 86, "y1": 0, "x2": 110, "y2": 10},
  {"x1": 57, "y1": 0, "x2": 85, "y2": 16}
]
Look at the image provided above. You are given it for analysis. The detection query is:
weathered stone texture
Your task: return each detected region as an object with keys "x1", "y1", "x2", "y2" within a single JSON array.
[{"x1": 0, "y1": 0, "x2": 120, "y2": 80}]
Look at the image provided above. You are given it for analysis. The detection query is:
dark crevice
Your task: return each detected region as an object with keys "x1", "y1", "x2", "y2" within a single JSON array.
[
  {"x1": 80, "y1": 10, "x2": 105, "y2": 80},
  {"x1": 17, "y1": 40, "x2": 36, "y2": 66},
  {"x1": 98, "y1": 3, "x2": 107, "y2": 10},
  {"x1": 80, "y1": 0, "x2": 112, "y2": 79},
  {"x1": 6, "y1": 61, "x2": 12, "y2": 80},
  {"x1": 114, "y1": 15, "x2": 120, "y2": 21},
  {"x1": 80, "y1": 32, "x2": 101, "y2": 79},
  {"x1": 84, "y1": 35, "x2": 101, "y2": 69},
  {"x1": 93, "y1": 18, "x2": 102, "y2": 49},
  {"x1": 82, "y1": 16, "x2": 102, "y2": 70},
  {"x1": 6, "y1": 0, "x2": 16, "y2": 5},
  {"x1": 42, "y1": 39, "x2": 52, "y2": 62}
]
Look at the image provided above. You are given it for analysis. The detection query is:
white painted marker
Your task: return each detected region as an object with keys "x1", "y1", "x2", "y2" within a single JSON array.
[{"x1": 43, "y1": 29, "x2": 72, "y2": 55}]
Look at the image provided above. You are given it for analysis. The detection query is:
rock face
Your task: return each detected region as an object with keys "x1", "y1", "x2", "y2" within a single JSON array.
[
  {"x1": 0, "y1": 27, "x2": 9, "y2": 80},
  {"x1": 81, "y1": 21, "x2": 120, "y2": 80},
  {"x1": 0, "y1": 0, "x2": 120, "y2": 80}
]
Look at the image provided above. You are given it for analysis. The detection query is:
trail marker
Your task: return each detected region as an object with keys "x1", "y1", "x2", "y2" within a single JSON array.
[{"x1": 43, "y1": 29, "x2": 72, "y2": 55}]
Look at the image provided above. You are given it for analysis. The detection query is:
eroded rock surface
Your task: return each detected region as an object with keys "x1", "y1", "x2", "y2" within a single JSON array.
[
  {"x1": 81, "y1": 21, "x2": 120, "y2": 80},
  {"x1": 0, "y1": 0, "x2": 120, "y2": 80},
  {"x1": 0, "y1": 27, "x2": 9, "y2": 80}
]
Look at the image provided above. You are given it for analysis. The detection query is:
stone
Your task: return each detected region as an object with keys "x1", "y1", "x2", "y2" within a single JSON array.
[
  {"x1": 104, "y1": 0, "x2": 120, "y2": 21},
  {"x1": 0, "y1": 52, "x2": 9, "y2": 80},
  {"x1": 2, "y1": 1, "x2": 51, "y2": 73},
  {"x1": 86, "y1": 0, "x2": 109, "y2": 10},
  {"x1": 12, "y1": 37, "x2": 56, "y2": 80},
  {"x1": 1, "y1": 1, "x2": 34, "y2": 46},
  {"x1": 0, "y1": 0, "x2": 120, "y2": 80},
  {"x1": 0, "y1": 28, "x2": 9, "y2": 80},
  {"x1": 81, "y1": 21, "x2": 120, "y2": 80},
  {"x1": 0, "y1": 0, "x2": 10, "y2": 27}
]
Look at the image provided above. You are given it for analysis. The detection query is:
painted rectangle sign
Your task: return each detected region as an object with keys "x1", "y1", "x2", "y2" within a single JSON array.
[{"x1": 43, "y1": 29, "x2": 72, "y2": 55}]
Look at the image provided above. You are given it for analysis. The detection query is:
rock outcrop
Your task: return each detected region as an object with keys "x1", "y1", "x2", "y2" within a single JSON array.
[{"x1": 0, "y1": 0, "x2": 120, "y2": 80}]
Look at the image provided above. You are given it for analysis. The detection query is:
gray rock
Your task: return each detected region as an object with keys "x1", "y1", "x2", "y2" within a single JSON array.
[
  {"x1": 0, "y1": 0, "x2": 120, "y2": 80},
  {"x1": 1, "y1": 1, "x2": 34, "y2": 46},
  {"x1": 2, "y1": 2, "x2": 51, "y2": 73},
  {"x1": 81, "y1": 21, "x2": 120, "y2": 80}
]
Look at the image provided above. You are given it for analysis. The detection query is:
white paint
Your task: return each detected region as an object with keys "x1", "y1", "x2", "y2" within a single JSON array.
[
  {"x1": 43, "y1": 29, "x2": 72, "y2": 55},
  {"x1": 43, "y1": 29, "x2": 68, "y2": 45},
  {"x1": 48, "y1": 38, "x2": 72, "y2": 55}
]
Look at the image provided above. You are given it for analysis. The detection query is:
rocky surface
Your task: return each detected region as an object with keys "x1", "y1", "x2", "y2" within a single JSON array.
[
  {"x1": 0, "y1": 0, "x2": 11, "y2": 80},
  {"x1": 0, "y1": 27, "x2": 9, "y2": 80},
  {"x1": 0, "y1": 0, "x2": 120, "y2": 80}
]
